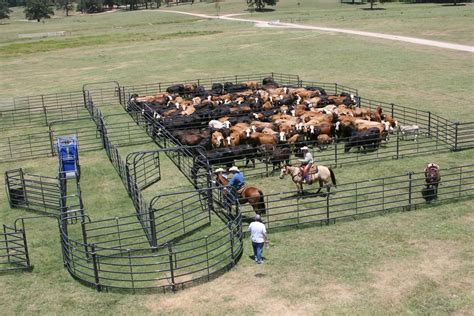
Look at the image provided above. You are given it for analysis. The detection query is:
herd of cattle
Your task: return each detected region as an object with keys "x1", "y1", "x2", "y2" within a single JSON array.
[{"x1": 128, "y1": 77, "x2": 402, "y2": 170}]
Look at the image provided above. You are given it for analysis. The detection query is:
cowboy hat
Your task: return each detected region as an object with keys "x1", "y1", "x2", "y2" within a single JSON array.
[
  {"x1": 228, "y1": 166, "x2": 240, "y2": 172},
  {"x1": 301, "y1": 146, "x2": 309, "y2": 150},
  {"x1": 214, "y1": 168, "x2": 225, "y2": 173}
]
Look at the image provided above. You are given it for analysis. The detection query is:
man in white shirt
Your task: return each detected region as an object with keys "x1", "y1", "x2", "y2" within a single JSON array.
[
  {"x1": 248, "y1": 214, "x2": 267, "y2": 264},
  {"x1": 299, "y1": 146, "x2": 314, "y2": 184}
]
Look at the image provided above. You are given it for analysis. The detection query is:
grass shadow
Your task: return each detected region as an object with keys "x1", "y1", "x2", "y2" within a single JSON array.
[{"x1": 361, "y1": 8, "x2": 386, "y2": 10}]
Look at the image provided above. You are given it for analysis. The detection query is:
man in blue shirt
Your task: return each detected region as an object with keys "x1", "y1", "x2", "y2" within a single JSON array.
[{"x1": 226, "y1": 166, "x2": 245, "y2": 204}]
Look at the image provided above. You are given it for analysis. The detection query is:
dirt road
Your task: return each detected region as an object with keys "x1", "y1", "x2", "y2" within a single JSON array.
[{"x1": 159, "y1": 10, "x2": 474, "y2": 53}]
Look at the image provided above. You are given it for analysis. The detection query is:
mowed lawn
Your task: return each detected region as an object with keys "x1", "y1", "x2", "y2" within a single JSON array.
[{"x1": 0, "y1": 2, "x2": 473, "y2": 314}]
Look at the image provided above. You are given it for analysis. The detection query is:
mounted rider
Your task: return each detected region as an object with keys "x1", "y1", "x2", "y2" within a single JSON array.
[
  {"x1": 425, "y1": 162, "x2": 440, "y2": 173},
  {"x1": 299, "y1": 146, "x2": 314, "y2": 184},
  {"x1": 225, "y1": 166, "x2": 246, "y2": 204},
  {"x1": 214, "y1": 168, "x2": 227, "y2": 179}
]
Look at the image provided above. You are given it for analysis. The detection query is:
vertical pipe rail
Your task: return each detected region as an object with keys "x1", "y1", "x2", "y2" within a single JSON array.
[
  {"x1": 3, "y1": 225, "x2": 11, "y2": 263},
  {"x1": 407, "y1": 172, "x2": 413, "y2": 211},
  {"x1": 168, "y1": 243, "x2": 176, "y2": 292},
  {"x1": 91, "y1": 244, "x2": 101, "y2": 292},
  {"x1": 454, "y1": 122, "x2": 459, "y2": 151},
  {"x1": 20, "y1": 219, "x2": 31, "y2": 269}
]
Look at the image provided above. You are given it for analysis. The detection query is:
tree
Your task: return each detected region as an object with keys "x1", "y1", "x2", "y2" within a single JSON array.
[
  {"x1": 76, "y1": 0, "x2": 102, "y2": 13},
  {"x1": 0, "y1": 0, "x2": 13, "y2": 20},
  {"x1": 56, "y1": 0, "x2": 74, "y2": 16},
  {"x1": 247, "y1": 0, "x2": 278, "y2": 11},
  {"x1": 368, "y1": 0, "x2": 375, "y2": 9},
  {"x1": 24, "y1": 0, "x2": 54, "y2": 22}
]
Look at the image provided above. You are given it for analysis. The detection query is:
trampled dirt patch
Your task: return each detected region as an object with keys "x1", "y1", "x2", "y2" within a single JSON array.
[
  {"x1": 145, "y1": 265, "x2": 326, "y2": 314},
  {"x1": 370, "y1": 240, "x2": 463, "y2": 304}
]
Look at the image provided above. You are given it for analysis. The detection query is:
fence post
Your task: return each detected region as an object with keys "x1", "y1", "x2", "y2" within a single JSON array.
[
  {"x1": 48, "y1": 124, "x2": 55, "y2": 157},
  {"x1": 453, "y1": 122, "x2": 460, "y2": 151},
  {"x1": 206, "y1": 189, "x2": 213, "y2": 224},
  {"x1": 326, "y1": 193, "x2": 330, "y2": 225},
  {"x1": 82, "y1": 89, "x2": 88, "y2": 111},
  {"x1": 90, "y1": 244, "x2": 102, "y2": 292},
  {"x1": 42, "y1": 105, "x2": 48, "y2": 126},
  {"x1": 396, "y1": 129, "x2": 400, "y2": 159},
  {"x1": 149, "y1": 209, "x2": 158, "y2": 248},
  {"x1": 168, "y1": 243, "x2": 176, "y2": 292},
  {"x1": 20, "y1": 219, "x2": 31, "y2": 270},
  {"x1": 427, "y1": 111, "x2": 431, "y2": 137},
  {"x1": 229, "y1": 223, "x2": 235, "y2": 264},
  {"x1": 81, "y1": 219, "x2": 89, "y2": 260},
  {"x1": 3, "y1": 225, "x2": 11, "y2": 263},
  {"x1": 407, "y1": 172, "x2": 413, "y2": 211},
  {"x1": 458, "y1": 166, "x2": 462, "y2": 198},
  {"x1": 334, "y1": 83, "x2": 338, "y2": 95},
  {"x1": 334, "y1": 141, "x2": 338, "y2": 167},
  {"x1": 20, "y1": 168, "x2": 28, "y2": 207},
  {"x1": 391, "y1": 103, "x2": 394, "y2": 118}
]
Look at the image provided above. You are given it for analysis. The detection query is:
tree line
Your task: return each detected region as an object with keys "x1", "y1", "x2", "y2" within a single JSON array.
[{"x1": 0, "y1": 0, "x2": 280, "y2": 22}]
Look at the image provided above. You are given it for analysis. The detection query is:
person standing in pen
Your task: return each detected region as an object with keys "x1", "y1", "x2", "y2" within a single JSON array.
[{"x1": 248, "y1": 214, "x2": 267, "y2": 264}]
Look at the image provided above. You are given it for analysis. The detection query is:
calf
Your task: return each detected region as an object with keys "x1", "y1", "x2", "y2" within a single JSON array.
[{"x1": 399, "y1": 125, "x2": 420, "y2": 141}]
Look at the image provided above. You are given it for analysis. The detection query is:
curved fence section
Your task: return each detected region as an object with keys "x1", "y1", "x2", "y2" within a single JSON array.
[{"x1": 60, "y1": 188, "x2": 243, "y2": 293}]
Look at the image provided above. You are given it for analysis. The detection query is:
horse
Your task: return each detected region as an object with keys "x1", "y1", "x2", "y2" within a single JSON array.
[
  {"x1": 279, "y1": 164, "x2": 337, "y2": 195},
  {"x1": 424, "y1": 163, "x2": 441, "y2": 201},
  {"x1": 215, "y1": 174, "x2": 266, "y2": 215}
]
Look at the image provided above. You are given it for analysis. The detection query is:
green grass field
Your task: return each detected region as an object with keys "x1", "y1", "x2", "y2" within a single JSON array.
[{"x1": 0, "y1": 1, "x2": 473, "y2": 314}]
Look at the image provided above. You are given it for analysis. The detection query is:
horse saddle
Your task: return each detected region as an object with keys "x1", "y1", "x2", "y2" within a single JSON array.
[
  {"x1": 237, "y1": 185, "x2": 248, "y2": 195},
  {"x1": 300, "y1": 165, "x2": 319, "y2": 175}
]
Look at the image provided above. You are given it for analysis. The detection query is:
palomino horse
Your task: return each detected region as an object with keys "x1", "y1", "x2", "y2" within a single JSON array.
[
  {"x1": 280, "y1": 165, "x2": 337, "y2": 195},
  {"x1": 215, "y1": 174, "x2": 266, "y2": 215},
  {"x1": 424, "y1": 163, "x2": 441, "y2": 200}
]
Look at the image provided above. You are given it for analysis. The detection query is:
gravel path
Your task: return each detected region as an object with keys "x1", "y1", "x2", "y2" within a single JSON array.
[{"x1": 159, "y1": 10, "x2": 474, "y2": 53}]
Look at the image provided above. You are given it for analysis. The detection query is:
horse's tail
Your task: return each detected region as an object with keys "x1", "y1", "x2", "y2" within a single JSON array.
[
  {"x1": 257, "y1": 190, "x2": 266, "y2": 215},
  {"x1": 329, "y1": 167, "x2": 337, "y2": 187}
]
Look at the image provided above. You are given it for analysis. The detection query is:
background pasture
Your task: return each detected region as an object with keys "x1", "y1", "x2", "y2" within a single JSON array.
[{"x1": 0, "y1": 1, "x2": 473, "y2": 314}]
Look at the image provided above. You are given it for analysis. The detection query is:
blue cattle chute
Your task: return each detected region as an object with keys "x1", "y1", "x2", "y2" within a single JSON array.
[{"x1": 57, "y1": 136, "x2": 79, "y2": 177}]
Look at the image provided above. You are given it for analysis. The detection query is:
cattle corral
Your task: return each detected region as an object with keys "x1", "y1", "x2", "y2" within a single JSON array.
[{"x1": 1, "y1": 73, "x2": 474, "y2": 293}]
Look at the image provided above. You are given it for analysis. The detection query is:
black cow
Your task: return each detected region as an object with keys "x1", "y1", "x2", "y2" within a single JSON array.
[
  {"x1": 210, "y1": 83, "x2": 224, "y2": 95},
  {"x1": 224, "y1": 82, "x2": 250, "y2": 93},
  {"x1": 258, "y1": 145, "x2": 291, "y2": 173},
  {"x1": 305, "y1": 86, "x2": 327, "y2": 96},
  {"x1": 166, "y1": 84, "x2": 185, "y2": 95},
  {"x1": 344, "y1": 127, "x2": 381, "y2": 153},
  {"x1": 228, "y1": 144, "x2": 259, "y2": 168}
]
